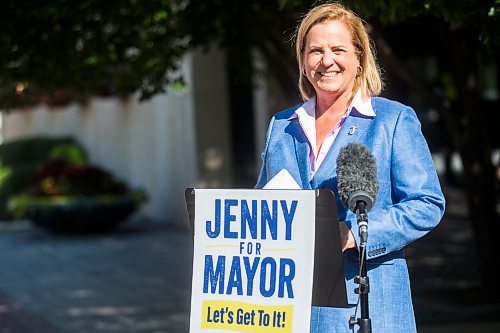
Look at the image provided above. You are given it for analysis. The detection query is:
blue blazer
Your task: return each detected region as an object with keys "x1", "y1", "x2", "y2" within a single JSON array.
[{"x1": 256, "y1": 96, "x2": 445, "y2": 332}]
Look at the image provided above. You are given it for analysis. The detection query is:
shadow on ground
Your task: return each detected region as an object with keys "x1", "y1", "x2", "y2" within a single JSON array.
[{"x1": 0, "y1": 185, "x2": 499, "y2": 333}]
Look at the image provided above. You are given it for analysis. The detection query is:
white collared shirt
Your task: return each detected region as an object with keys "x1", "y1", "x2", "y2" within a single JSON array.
[{"x1": 289, "y1": 90, "x2": 376, "y2": 178}]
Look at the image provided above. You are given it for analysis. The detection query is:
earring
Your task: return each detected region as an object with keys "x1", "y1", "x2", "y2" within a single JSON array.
[{"x1": 356, "y1": 65, "x2": 363, "y2": 77}]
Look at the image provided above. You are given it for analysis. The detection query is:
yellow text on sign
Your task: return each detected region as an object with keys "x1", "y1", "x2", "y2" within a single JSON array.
[{"x1": 201, "y1": 300, "x2": 293, "y2": 333}]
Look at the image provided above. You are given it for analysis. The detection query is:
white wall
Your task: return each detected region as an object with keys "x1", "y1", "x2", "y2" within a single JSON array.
[{"x1": 1, "y1": 57, "x2": 197, "y2": 227}]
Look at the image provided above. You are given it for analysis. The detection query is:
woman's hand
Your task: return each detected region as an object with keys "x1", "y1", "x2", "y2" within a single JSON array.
[{"x1": 339, "y1": 221, "x2": 356, "y2": 252}]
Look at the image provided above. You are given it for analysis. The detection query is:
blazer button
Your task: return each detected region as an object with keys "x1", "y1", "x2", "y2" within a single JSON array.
[{"x1": 367, "y1": 247, "x2": 386, "y2": 257}]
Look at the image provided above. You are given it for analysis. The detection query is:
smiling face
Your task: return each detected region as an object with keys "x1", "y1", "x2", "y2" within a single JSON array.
[{"x1": 304, "y1": 20, "x2": 360, "y2": 101}]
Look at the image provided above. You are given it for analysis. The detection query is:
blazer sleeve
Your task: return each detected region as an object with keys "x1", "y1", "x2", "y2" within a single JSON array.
[
  {"x1": 347, "y1": 107, "x2": 446, "y2": 260},
  {"x1": 255, "y1": 116, "x2": 276, "y2": 189}
]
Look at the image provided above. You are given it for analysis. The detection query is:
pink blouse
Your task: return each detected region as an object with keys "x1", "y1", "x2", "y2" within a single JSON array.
[{"x1": 288, "y1": 90, "x2": 376, "y2": 178}]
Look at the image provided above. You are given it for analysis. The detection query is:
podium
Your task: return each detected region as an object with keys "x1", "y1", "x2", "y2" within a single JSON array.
[{"x1": 185, "y1": 188, "x2": 347, "y2": 308}]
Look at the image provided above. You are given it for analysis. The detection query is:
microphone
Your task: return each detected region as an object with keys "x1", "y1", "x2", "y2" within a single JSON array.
[{"x1": 336, "y1": 143, "x2": 378, "y2": 244}]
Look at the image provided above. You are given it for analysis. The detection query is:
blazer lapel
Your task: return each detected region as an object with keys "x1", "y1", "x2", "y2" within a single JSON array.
[
  {"x1": 311, "y1": 115, "x2": 373, "y2": 188},
  {"x1": 287, "y1": 119, "x2": 313, "y2": 189}
]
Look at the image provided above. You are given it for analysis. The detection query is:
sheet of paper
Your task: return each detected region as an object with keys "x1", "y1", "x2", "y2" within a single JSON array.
[{"x1": 263, "y1": 168, "x2": 301, "y2": 189}]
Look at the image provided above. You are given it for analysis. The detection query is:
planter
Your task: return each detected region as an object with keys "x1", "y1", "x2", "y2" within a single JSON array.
[{"x1": 8, "y1": 193, "x2": 142, "y2": 233}]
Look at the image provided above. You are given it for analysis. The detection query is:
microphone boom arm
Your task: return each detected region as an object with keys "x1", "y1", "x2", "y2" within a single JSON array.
[
  {"x1": 348, "y1": 190, "x2": 373, "y2": 332},
  {"x1": 347, "y1": 190, "x2": 373, "y2": 245},
  {"x1": 355, "y1": 201, "x2": 369, "y2": 245}
]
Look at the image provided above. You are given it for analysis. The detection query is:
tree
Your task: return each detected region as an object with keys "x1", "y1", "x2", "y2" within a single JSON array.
[
  {"x1": 1, "y1": 0, "x2": 499, "y2": 291},
  {"x1": 340, "y1": 0, "x2": 500, "y2": 292},
  {"x1": 0, "y1": 0, "x2": 186, "y2": 108}
]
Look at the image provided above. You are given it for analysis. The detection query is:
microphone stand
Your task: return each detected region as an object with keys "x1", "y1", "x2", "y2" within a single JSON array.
[{"x1": 349, "y1": 201, "x2": 372, "y2": 333}]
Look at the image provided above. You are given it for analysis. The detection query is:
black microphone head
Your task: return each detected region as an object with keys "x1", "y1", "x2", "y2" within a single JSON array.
[{"x1": 336, "y1": 143, "x2": 378, "y2": 212}]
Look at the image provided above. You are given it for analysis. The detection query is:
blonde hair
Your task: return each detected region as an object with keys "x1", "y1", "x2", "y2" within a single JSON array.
[{"x1": 295, "y1": 2, "x2": 383, "y2": 101}]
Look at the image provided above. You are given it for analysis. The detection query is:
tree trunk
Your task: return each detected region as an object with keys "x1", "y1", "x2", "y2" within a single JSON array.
[
  {"x1": 460, "y1": 142, "x2": 499, "y2": 292},
  {"x1": 226, "y1": 46, "x2": 256, "y2": 188},
  {"x1": 455, "y1": 38, "x2": 500, "y2": 292}
]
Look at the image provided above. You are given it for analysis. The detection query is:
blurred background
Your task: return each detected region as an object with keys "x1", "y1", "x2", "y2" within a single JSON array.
[{"x1": 0, "y1": 0, "x2": 498, "y2": 332}]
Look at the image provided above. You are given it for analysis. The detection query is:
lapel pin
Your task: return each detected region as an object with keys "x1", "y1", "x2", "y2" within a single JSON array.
[{"x1": 348, "y1": 126, "x2": 357, "y2": 135}]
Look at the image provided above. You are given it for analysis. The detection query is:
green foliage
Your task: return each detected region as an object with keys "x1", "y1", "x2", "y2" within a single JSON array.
[
  {"x1": 0, "y1": 137, "x2": 87, "y2": 219},
  {"x1": 0, "y1": 0, "x2": 186, "y2": 108},
  {"x1": 49, "y1": 143, "x2": 88, "y2": 165},
  {"x1": 7, "y1": 193, "x2": 143, "y2": 232},
  {"x1": 1, "y1": 0, "x2": 497, "y2": 109},
  {"x1": 341, "y1": 0, "x2": 500, "y2": 44},
  {"x1": 0, "y1": 137, "x2": 86, "y2": 166},
  {"x1": 1, "y1": 136, "x2": 147, "y2": 229},
  {"x1": 29, "y1": 159, "x2": 129, "y2": 196},
  {"x1": 7, "y1": 193, "x2": 145, "y2": 221}
]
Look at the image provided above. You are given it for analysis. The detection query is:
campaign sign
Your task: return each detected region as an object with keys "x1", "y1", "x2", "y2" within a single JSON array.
[{"x1": 189, "y1": 189, "x2": 316, "y2": 333}]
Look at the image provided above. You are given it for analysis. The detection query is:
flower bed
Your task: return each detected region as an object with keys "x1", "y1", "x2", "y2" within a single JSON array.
[
  {"x1": 10, "y1": 194, "x2": 142, "y2": 233},
  {"x1": 8, "y1": 157, "x2": 146, "y2": 233}
]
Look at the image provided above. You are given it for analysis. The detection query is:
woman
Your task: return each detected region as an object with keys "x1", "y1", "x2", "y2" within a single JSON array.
[{"x1": 256, "y1": 3, "x2": 445, "y2": 332}]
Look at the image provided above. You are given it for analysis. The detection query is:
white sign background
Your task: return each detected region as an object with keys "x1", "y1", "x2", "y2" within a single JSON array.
[{"x1": 189, "y1": 189, "x2": 316, "y2": 333}]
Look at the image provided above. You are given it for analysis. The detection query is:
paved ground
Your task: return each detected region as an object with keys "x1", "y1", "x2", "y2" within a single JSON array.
[
  {"x1": 406, "y1": 187, "x2": 500, "y2": 332},
  {"x1": 0, "y1": 186, "x2": 499, "y2": 333},
  {"x1": 0, "y1": 220, "x2": 193, "y2": 333}
]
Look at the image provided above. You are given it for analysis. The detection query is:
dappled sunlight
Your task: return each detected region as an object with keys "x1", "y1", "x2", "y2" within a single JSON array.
[
  {"x1": 0, "y1": 221, "x2": 192, "y2": 332},
  {"x1": 66, "y1": 289, "x2": 95, "y2": 299},
  {"x1": 67, "y1": 306, "x2": 141, "y2": 317}
]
